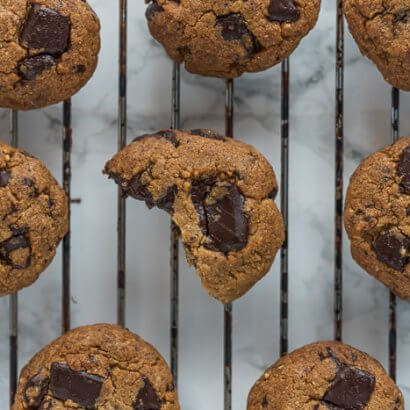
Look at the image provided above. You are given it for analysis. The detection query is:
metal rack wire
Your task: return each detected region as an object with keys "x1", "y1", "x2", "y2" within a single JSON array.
[{"x1": 6, "y1": 1, "x2": 400, "y2": 408}]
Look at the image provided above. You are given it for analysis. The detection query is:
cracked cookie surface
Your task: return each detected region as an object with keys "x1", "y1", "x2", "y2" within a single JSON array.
[
  {"x1": 344, "y1": 0, "x2": 410, "y2": 90},
  {"x1": 144, "y1": 0, "x2": 321, "y2": 78},
  {"x1": 0, "y1": 0, "x2": 100, "y2": 110},
  {"x1": 13, "y1": 324, "x2": 180, "y2": 409},
  {"x1": 247, "y1": 341, "x2": 404, "y2": 409},
  {"x1": 0, "y1": 141, "x2": 68, "y2": 296},
  {"x1": 104, "y1": 129, "x2": 285, "y2": 303},
  {"x1": 344, "y1": 137, "x2": 410, "y2": 300}
]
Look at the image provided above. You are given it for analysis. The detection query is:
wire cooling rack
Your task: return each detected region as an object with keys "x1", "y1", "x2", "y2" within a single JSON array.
[{"x1": 6, "y1": 1, "x2": 401, "y2": 408}]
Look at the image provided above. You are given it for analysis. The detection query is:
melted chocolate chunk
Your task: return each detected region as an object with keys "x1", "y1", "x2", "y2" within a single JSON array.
[
  {"x1": 145, "y1": 0, "x2": 164, "y2": 21},
  {"x1": 50, "y1": 363, "x2": 104, "y2": 409},
  {"x1": 74, "y1": 64, "x2": 86, "y2": 74},
  {"x1": 191, "y1": 129, "x2": 226, "y2": 141},
  {"x1": 393, "y1": 9, "x2": 409, "y2": 24},
  {"x1": 0, "y1": 226, "x2": 31, "y2": 269},
  {"x1": 216, "y1": 13, "x2": 261, "y2": 54},
  {"x1": 373, "y1": 228, "x2": 409, "y2": 271},
  {"x1": 110, "y1": 172, "x2": 177, "y2": 214},
  {"x1": 267, "y1": 188, "x2": 277, "y2": 200},
  {"x1": 134, "y1": 377, "x2": 161, "y2": 409},
  {"x1": 190, "y1": 180, "x2": 249, "y2": 253},
  {"x1": 323, "y1": 366, "x2": 375, "y2": 409},
  {"x1": 20, "y1": 5, "x2": 70, "y2": 55},
  {"x1": 133, "y1": 130, "x2": 179, "y2": 147},
  {"x1": 397, "y1": 145, "x2": 410, "y2": 194},
  {"x1": 267, "y1": 0, "x2": 300, "y2": 22},
  {"x1": 0, "y1": 170, "x2": 10, "y2": 187},
  {"x1": 23, "y1": 372, "x2": 49, "y2": 408},
  {"x1": 20, "y1": 54, "x2": 56, "y2": 80}
]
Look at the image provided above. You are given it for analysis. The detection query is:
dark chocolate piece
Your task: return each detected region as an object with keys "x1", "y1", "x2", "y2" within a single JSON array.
[
  {"x1": 20, "y1": 5, "x2": 70, "y2": 55},
  {"x1": 49, "y1": 362, "x2": 104, "y2": 409},
  {"x1": 0, "y1": 226, "x2": 31, "y2": 269},
  {"x1": 145, "y1": 0, "x2": 164, "y2": 21},
  {"x1": 133, "y1": 377, "x2": 161, "y2": 409},
  {"x1": 133, "y1": 130, "x2": 179, "y2": 147},
  {"x1": 20, "y1": 54, "x2": 56, "y2": 80},
  {"x1": 216, "y1": 13, "x2": 261, "y2": 54},
  {"x1": 267, "y1": 188, "x2": 277, "y2": 200},
  {"x1": 397, "y1": 145, "x2": 410, "y2": 194},
  {"x1": 191, "y1": 129, "x2": 226, "y2": 141},
  {"x1": 191, "y1": 180, "x2": 249, "y2": 253},
  {"x1": 23, "y1": 372, "x2": 49, "y2": 408},
  {"x1": 267, "y1": 0, "x2": 300, "y2": 22},
  {"x1": 373, "y1": 228, "x2": 409, "y2": 271},
  {"x1": 0, "y1": 170, "x2": 10, "y2": 187},
  {"x1": 323, "y1": 365, "x2": 375, "y2": 409}
]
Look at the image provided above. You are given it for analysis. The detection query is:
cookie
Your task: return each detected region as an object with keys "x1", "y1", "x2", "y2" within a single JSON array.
[
  {"x1": 344, "y1": 137, "x2": 410, "y2": 299},
  {"x1": 0, "y1": 142, "x2": 68, "y2": 296},
  {"x1": 247, "y1": 341, "x2": 404, "y2": 409},
  {"x1": 344, "y1": 0, "x2": 410, "y2": 91},
  {"x1": 0, "y1": 0, "x2": 100, "y2": 110},
  {"x1": 104, "y1": 129, "x2": 285, "y2": 303},
  {"x1": 13, "y1": 324, "x2": 180, "y2": 409},
  {"x1": 144, "y1": 0, "x2": 321, "y2": 78}
]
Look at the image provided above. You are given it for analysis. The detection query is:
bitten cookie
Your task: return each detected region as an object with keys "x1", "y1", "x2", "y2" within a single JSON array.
[
  {"x1": 145, "y1": 0, "x2": 321, "y2": 78},
  {"x1": 13, "y1": 324, "x2": 180, "y2": 409},
  {"x1": 344, "y1": 137, "x2": 410, "y2": 300},
  {"x1": 104, "y1": 129, "x2": 285, "y2": 303},
  {"x1": 344, "y1": 0, "x2": 410, "y2": 91},
  {"x1": 0, "y1": 142, "x2": 68, "y2": 296},
  {"x1": 247, "y1": 341, "x2": 404, "y2": 409},
  {"x1": 0, "y1": 0, "x2": 100, "y2": 110}
]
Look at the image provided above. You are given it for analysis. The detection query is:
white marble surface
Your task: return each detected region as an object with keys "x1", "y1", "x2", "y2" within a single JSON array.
[{"x1": 1, "y1": 1, "x2": 410, "y2": 409}]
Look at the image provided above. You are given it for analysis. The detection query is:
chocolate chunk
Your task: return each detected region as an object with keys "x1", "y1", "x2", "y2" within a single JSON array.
[
  {"x1": 267, "y1": 0, "x2": 301, "y2": 22},
  {"x1": 50, "y1": 363, "x2": 104, "y2": 409},
  {"x1": 74, "y1": 64, "x2": 86, "y2": 74},
  {"x1": 23, "y1": 178, "x2": 34, "y2": 187},
  {"x1": 23, "y1": 372, "x2": 49, "y2": 408},
  {"x1": 397, "y1": 145, "x2": 410, "y2": 194},
  {"x1": 133, "y1": 130, "x2": 179, "y2": 147},
  {"x1": 145, "y1": 0, "x2": 164, "y2": 21},
  {"x1": 134, "y1": 377, "x2": 161, "y2": 410},
  {"x1": 110, "y1": 172, "x2": 177, "y2": 214},
  {"x1": 20, "y1": 5, "x2": 70, "y2": 55},
  {"x1": 19, "y1": 54, "x2": 56, "y2": 80},
  {"x1": 393, "y1": 10, "x2": 409, "y2": 24},
  {"x1": 0, "y1": 227, "x2": 31, "y2": 269},
  {"x1": 191, "y1": 180, "x2": 249, "y2": 253},
  {"x1": 191, "y1": 129, "x2": 226, "y2": 141},
  {"x1": 323, "y1": 366, "x2": 375, "y2": 409},
  {"x1": 216, "y1": 13, "x2": 261, "y2": 55},
  {"x1": 267, "y1": 188, "x2": 277, "y2": 200},
  {"x1": 0, "y1": 170, "x2": 10, "y2": 187},
  {"x1": 373, "y1": 228, "x2": 409, "y2": 271}
]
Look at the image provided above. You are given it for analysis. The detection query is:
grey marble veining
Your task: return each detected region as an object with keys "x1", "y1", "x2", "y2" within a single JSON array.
[{"x1": 1, "y1": 1, "x2": 410, "y2": 409}]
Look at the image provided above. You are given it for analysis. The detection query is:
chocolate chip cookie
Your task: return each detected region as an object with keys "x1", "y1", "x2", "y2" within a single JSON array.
[
  {"x1": 104, "y1": 129, "x2": 285, "y2": 303},
  {"x1": 0, "y1": 0, "x2": 100, "y2": 110},
  {"x1": 344, "y1": 0, "x2": 410, "y2": 90},
  {"x1": 13, "y1": 324, "x2": 180, "y2": 409},
  {"x1": 247, "y1": 341, "x2": 404, "y2": 409},
  {"x1": 0, "y1": 141, "x2": 68, "y2": 296},
  {"x1": 344, "y1": 137, "x2": 410, "y2": 300},
  {"x1": 145, "y1": 0, "x2": 321, "y2": 78}
]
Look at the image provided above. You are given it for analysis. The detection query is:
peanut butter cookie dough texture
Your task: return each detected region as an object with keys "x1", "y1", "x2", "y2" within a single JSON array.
[
  {"x1": 0, "y1": 0, "x2": 100, "y2": 110},
  {"x1": 13, "y1": 324, "x2": 180, "y2": 409},
  {"x1": 104, "y1": 129, "x2": 285, "y2": 303},
  {"x1": 345, "y1": 137, "x2": 410, "y2": 300},
  {"x1": 0, "y1": 142, "x2": 68, "y2": 296},
  {"x1": 248, "y1": 341, "x2": 404, "y2": 409},
  {"x1": 344, "y1": 0, "x2": 410, "y2": 91},
  {"x1": 145, "y1": 0, "x2": 321, "y2": 78}
]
